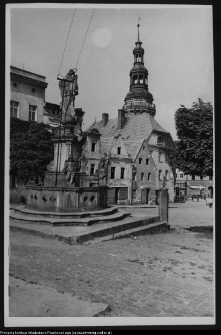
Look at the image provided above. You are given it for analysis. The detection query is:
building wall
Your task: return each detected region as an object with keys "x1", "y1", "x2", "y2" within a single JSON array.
[
  {"x1": 148, "y1": 133, "x2": 174, "y2": 201},
  {"x1": 133, "y1": 142, "x2": 156, "y2": 203},
  {"x1": 107, "y1": 158, "x2": 132, "y2": 204},
  {"x1": 11, "y1": 89, "x2": 45, "y2": 123},
  {"x1": 10, "y1": 67, "x2": 47, "y2": 123}
]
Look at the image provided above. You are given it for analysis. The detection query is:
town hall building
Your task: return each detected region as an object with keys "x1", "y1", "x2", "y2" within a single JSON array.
[{"x1": 83, "y1": 24, "x2": 175, "y2": 205}]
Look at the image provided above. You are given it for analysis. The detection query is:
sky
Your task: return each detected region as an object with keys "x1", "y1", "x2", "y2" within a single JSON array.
[{"x1": 8, "y1": 4, "x2": 213, "y2": 140}]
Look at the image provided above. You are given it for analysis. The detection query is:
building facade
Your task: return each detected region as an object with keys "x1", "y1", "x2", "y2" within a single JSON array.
[
  {"x1": 10, "y1": 66, "x2": 60, "y2": 195},
  {"x1": 10, "y1": 66, "x2": 60, "y2": 124},
  {"x1": 10, "y1": 66, "x2": 49, "y2": 123},
  {"x1": 83, "y1": 24, "x2": 175, "y2": 204},
  {"x1": 175, "y1": 168, "x2": 213, "y2": 200}
]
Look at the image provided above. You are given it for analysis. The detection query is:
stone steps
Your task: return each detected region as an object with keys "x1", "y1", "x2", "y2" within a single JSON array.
[
  {"x1": 12, "y1": 205, "x2": 119, "y2": 218},
  {"x1": 10, "y1": 210, "x2": 131, "y2": 227},
  {"x1": 10, "y1": 215, "x2": 162, "y2": 244},
  {"x1": 89, "y1": 221, "x2": 168, "y2": 243}
]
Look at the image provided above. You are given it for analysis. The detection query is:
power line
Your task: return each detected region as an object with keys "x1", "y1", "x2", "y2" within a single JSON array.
[
  {"x1": 58, "y1": 8, "x2": 76, "y2": 75},
  {"x1": 75, "y1": 8, "x2": 95, "y2": 69}
]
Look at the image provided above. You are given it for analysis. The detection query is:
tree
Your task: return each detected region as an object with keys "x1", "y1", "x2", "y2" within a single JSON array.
[
  {"x1": 10, "y1": 118, "x2": 54, "y2": 183},
  {"x1": 173, "y1": 98, "x2": 213, "y2": 177}
]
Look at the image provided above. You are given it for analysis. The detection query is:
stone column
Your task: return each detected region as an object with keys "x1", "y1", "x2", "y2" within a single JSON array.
[{"x1": 158, "y1": 187, "x2": 169, "y2": 224}]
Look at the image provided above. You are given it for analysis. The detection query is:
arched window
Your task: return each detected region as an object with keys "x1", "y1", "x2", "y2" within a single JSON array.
[
  {"x1": 133, "y1": 75, "x2": 138, "y2": 84},
  {"x1": 145, "y1": 75, "x2": 148, "y2": 85},
  {"x1": 139, "y1": 75, "x2": 144, "y2": 84},
  {"x1": 136, "y1": 54, "x2": 142, "y2": 62}
]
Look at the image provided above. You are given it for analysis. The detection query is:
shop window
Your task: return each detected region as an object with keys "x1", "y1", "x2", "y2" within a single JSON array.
[
  {"x1": 110, "y1": 167, "x2": 116, "y2": 179},
  {"x1": 10, "y1": 101, "x2": 19, "y2": 118},
  {"x1": 29, "y1": 105, "x2": 37, "y2": 121},
  {"x1": 90, "y1": 164, "x2": 95, "y2": 175},
  {"x1": 91, "y1": 142, "x2": 96, "y2": 152},
  {"x1": 121, "y1": 167, "x2": 125, "y2": 179}
]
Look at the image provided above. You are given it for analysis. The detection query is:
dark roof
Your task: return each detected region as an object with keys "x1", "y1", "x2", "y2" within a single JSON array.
[
  {"x1": 125, "y1": 88, "x2": 153, "y2": 102},
  {"x1": 86, "y1": 113, "x2": 169, "y2": 159}
]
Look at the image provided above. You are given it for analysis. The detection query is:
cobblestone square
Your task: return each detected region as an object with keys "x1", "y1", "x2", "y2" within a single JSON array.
[{"x1": 9, "y1": 200, "x2": 214, "y2": 321}]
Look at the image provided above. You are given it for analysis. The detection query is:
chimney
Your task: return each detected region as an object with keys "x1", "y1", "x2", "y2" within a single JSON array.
[
  {"x1": 102, "y1": 113, "x2": 109, "y2": 127},
  {"x1": 118, "y1": 109, "x2": 125, "y2": 129}
]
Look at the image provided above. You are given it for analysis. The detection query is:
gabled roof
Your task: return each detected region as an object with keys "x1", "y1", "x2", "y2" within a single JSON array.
[{"x1": 86, "y1": 113, "x2": 169, "y2": 159}]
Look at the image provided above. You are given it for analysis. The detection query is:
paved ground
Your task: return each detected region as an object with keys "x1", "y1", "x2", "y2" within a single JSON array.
[{"x1": 9, "y1": 199, "x2": 214, "y2": 318}]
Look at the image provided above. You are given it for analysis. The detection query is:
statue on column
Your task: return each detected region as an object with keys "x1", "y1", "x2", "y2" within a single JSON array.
[{"x1": 58, "y1": 68, "x2": 79, "y2": 126}]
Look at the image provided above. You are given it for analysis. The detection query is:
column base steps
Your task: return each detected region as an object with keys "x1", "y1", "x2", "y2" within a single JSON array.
[{"x1": 10, "y1": 214, "x2": 167, "y2": 244}]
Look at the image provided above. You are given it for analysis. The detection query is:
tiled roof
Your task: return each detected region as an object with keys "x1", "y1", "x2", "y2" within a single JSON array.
[{"x1": 86, "y1": 113, "x2": 169, "y2": 159}]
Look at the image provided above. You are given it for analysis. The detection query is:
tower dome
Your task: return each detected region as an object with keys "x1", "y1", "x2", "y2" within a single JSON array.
[{"x1": 124, "y1": 21, "x2": 156, "y2": 116}]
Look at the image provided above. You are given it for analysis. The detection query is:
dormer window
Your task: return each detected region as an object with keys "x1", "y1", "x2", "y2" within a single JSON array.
[
  {"x1": 91, "y1": 142, "x2": 96, "y2": 152},
  {"x1": 157, "y1": 136, "x2": 163, "y2": 145}
]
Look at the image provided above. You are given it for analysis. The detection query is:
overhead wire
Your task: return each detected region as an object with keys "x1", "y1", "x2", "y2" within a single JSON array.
[
  {"x1": 58, "y1": 8, "x2": 77, "y2": 76},
  {"x1": 75, "y1": 8, "x2": 95, "y2": 69}
]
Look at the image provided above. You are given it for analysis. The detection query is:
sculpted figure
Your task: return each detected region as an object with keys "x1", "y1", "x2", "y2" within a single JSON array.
[
  {"x1": 62, "y1": 156, "x2": 77, "y2": 185},
  {"x1": 58, "y1": 69, "x2": 79, "y2": 125},
  {"x1": 62, "y1": 150, "x2": 82, "y2": 185},
  {"x1": 95, "y1": 156, "x2": 108, "y2": 182}
]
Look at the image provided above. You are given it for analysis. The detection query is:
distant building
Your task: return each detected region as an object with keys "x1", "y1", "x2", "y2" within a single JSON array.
[
  {"x1": 83, "y1": 24, "x2": 175, "y2": 204},
  {"x1": 175, "y1": 168, "x2": 213, "y2": 199}
]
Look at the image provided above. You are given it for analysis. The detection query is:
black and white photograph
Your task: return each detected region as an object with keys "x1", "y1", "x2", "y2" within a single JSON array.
[{"x1": 5, "y1": 3, "x2": 214, "y2": 327}]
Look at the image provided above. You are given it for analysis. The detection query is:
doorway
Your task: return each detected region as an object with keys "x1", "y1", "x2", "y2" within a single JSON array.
[{"x1": 141, "y1": 188, "x2": 149, "y2": 204}]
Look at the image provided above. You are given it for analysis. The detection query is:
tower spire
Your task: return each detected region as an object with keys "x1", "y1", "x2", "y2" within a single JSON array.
[
  {"x1": 123, "y1": 20, "x2": 156, "y2": 117},
  {"x1": 137, "y1": 15, "x2": 141, "y2": 42}
]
